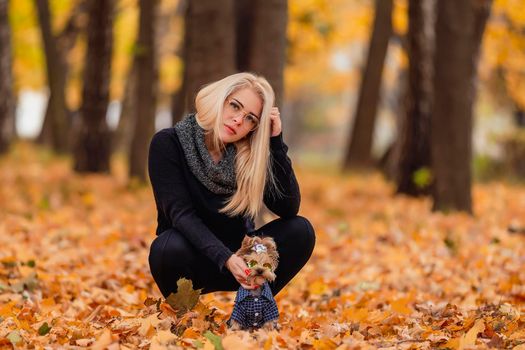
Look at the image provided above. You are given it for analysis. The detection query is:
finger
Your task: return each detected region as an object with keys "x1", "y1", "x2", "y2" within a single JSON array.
[{"x1": 240, "y1": 282, "x2": 255, "y2": 289}]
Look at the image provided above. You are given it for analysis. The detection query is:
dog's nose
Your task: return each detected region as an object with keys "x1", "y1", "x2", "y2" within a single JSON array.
[{"x1": 255, "y1": 268, "x2": 264, "y2": 274}]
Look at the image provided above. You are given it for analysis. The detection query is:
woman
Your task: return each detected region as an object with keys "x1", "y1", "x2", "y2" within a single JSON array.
[{"x1": 148, "y1": 72, "x2": 315, "y2": 297}]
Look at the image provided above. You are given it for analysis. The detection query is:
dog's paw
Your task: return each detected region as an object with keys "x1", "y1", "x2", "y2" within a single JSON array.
[
  {"x1": 228, "y1": 320, "x2": 243, "y2": 331},
  {"x1": 261, "y1": 320, "x2": 279, "y2": 331}
]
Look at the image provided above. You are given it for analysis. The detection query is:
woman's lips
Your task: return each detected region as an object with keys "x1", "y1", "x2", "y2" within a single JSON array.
[{"x1": 225, "y1": 125, "x2": 236, "y2": 135}]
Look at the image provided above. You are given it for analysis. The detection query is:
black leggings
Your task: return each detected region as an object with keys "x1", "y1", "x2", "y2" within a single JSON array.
[{"x1": 148, "y1": 215, "x2": 315, "y2": 297}]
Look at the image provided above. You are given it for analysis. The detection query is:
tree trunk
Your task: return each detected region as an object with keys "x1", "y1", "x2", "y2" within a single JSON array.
[
  {"x1": 171, "y1": 65, "x2": 187, "y2": 123},
  {"x1": 113, "y1": 61, "x2": 137, "y2": 154},
  {"x1": 396, "y1": 0, "x2": 434, "y2": 196},
  {"x1": 129, "y1": 0, "x2": 159, "y2": 181},
  {"x1": 234, "y1": 0, "x2": 254, "y2": 73},
  {"x1": 515, "y1": 108, "x2": 525, "y2": 127},
  {"x1": 0, "y1": 0, "x2": 15, "y2": 154},
  {"x1": 184, "y1": 0, "x2": 236, "y2": 111},
  {"x1": 343, "y1": 0, "x2": 393, "y2": 170},
  {"x1": 245, "y1": 0, "x2": 287, "y2": 108},
  {"x1": 431, "y1": 0, "x2": 492, "y2": 213},
  {"x1": 170, "y1": 0, "x2": 187, "y2": 124},
  {"x1": 36, "y1": 0, "x2": 87, "y2": 150},
  {"x1": 73, "y1": 0, "x2": 114, "y2": 173},
  {"x1": 34, "y1": 0, "x2": 69, "y2": 152}
]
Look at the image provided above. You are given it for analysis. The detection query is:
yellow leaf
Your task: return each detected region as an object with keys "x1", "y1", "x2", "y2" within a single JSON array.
[
  {"x1": 155, "y1": 330, "x2": 178, "y2": 345},
  {"x1": 138, "y1": 314, "x2": 161, "y2": 337},
  {"x1": 0, "y1": 301, "x2": 16, "y2": 317},
  {"x1": 444, "y1": 337, "x2": 460, "y2": 350},
  {"x1": 91, "y1": 329, "x2": 113, "y2": 350},
  {"x1": 342, "y1": 307, "x2": 368, "y2": 322},
  {"x1": 222, "y1": 333, "x2": 249, "y2": 349},
  {"x1": 81, "y1": 193, "x2": 95, "y2": 207},
  {"x1": 391, "y1": 298, "x2": 411, "y2": 315},
  {"x1": 309, "y1": 280, "x2": 329, "y2": 295},
  {"x1": 313, "y1": 338, "x2": 338, "y2": 350},
  {"x1": 203, "y1": 340, "x2": 215, "y2": 350},
  {"x1": 459, "y1": 319, "x2": 485, "y2": 350},
  {"x1": 264, "y1": 336, "x2": 273, "y2": 350},
  {"x1": 181, "y1": 327, "x2": 200, "y2": 339}
]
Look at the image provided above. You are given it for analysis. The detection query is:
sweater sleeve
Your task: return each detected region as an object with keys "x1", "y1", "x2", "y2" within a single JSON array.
[
  {"x1": 148, "y1": 130, "x2": 233, "y2": 272},
  {"x1": 263, "y1": 133, "x2": 301, "y2": 218}
]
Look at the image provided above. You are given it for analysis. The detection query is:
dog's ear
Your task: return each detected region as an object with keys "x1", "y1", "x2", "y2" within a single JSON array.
[
  {"x1": 261, "y1": 237, "x2": 277, "y2": 251},
  {"x1": 262, "y1": 237, "x2": 279, "y2": 266},
  {"x1": 236, "y1": 235, "x2": 254, "y2": 256}
]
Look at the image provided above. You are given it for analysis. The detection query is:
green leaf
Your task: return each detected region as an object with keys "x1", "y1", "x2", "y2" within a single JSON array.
[
  {"x1": 203, "y1": 331, "x2": 223, "y2": 350},
  {"x1": 194, "y1": 339, "x2": 204, "y2": 348},
  {"x1": 38, "y1": 322, "x2": 51, "y2": 336},
  {"x1": 412, "y1": 167, "x2": 432, "y2": 189},
  {"x1": 165, "y1": 278, "x2": 202, "y2": 316},
  {"x1": 444, "y1": 236, "x2": 457, "y2": 255},
  {"x1": 7, "y1": 330, "x2": 22, "y2": 345},
  {"x1": 38, "y1": 194, "x2": 50, "y2": 210}
]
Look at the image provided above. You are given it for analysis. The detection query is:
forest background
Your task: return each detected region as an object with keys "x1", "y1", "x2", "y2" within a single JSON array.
[{"x1": 0, "y1": 0, "x2": 525, "y2": 349}]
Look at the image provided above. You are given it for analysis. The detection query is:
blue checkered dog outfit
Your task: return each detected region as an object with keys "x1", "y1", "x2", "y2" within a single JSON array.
[{"x1": 228, "y1": 282, "x2": 279, "y2": 329}]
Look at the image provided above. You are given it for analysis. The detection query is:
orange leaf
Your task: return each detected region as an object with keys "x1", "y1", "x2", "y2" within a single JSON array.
[{"x1": 313, "y1": 338, "x2": 338, "y2": 350}]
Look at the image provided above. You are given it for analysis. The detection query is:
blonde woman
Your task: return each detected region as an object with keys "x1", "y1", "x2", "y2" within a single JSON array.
[{"x1": 148, "y1": 72, "x2": 315, "y2": 296}]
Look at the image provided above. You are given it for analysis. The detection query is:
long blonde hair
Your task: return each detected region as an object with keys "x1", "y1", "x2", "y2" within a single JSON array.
[{"x1": 195, "y1": 72, "x2": 277, "y2": 219}]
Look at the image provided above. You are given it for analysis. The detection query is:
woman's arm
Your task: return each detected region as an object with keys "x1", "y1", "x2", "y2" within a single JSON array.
[
  {"x1": 148, "y1": 130, "x2": 233, "y2": 271},
  {"x1": 263, "y1": 133, "x2": 301, "y2": 218}
]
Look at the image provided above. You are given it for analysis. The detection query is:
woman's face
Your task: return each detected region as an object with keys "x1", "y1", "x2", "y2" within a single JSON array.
[{"x1": 219, "y1": 87, "x2": 263, "y2": 144}]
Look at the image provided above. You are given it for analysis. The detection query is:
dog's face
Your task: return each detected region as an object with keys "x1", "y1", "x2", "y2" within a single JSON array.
[{"x1": 237, "y1": 235, "x2": 279, "y2": 285}]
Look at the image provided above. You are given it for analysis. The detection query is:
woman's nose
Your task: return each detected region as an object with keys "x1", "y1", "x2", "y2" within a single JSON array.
[{"x1": 232, "y1": 114, "x2": 242, "y2": 124}]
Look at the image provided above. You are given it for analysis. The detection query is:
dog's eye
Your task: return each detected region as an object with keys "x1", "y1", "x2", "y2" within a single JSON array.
[
  {"x1": 248, "y1": 260, "x2": 257, "y2": 268},
  {"x1": 263, "y1": 263, "x2": 272, "y2": 270}
]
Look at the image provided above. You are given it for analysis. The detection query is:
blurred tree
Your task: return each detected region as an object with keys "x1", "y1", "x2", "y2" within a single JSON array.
[
  {"x1": 170, "y1": 0, "x2": 187, "y2": 124},
  {"x1": 235, "y1": 0, "x2": 287, "y2": 108},
  {"x1": 113, "y1": 62, "x2": 137, "y2": 155},
  {"x1": 35, "y1": 0, "x2": 87, "y2": 153},
  {"x1": 0, "y1": 0, "x2": 15, "y2": 154},
  {"x1": 73, "y1": 0, "x2": 114, "y2": 173},
  {"x1": 233, "y1": 0, "x2": 288, "y2": 228},
  {"x1": 343, "y1": 0, "x2": 393, "y2": 170},
  {"x1": 184, "y1": 0, "x2": 235, "y2": 112},
  {"x1": 396, "y1": 0, "x2": 434, "y2": 196},
  {"x1": 431, "y1": 0, "x2": 492, "y2": 213},
  {"x1": 128, "y1": 0, "x2": 159, "y2": 181}
]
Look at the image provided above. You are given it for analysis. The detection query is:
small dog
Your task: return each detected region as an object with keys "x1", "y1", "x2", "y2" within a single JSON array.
[{"x1": 228, "y1": 235, "x2": 279, "y2": 331}]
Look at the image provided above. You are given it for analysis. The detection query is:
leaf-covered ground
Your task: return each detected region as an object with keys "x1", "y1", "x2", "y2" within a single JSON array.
[{"x1": 1, "y1": 143, "x2": 524, "y2": 349}]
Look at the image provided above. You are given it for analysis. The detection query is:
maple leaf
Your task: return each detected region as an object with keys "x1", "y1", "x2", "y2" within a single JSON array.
[{"x1": 165, "y1": 278, "x2": 202, "y2": 317}]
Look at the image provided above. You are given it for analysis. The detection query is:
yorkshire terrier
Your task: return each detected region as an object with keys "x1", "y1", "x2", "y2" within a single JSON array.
[{"x1": 227, "y1": 235, "x2": 280, "y2": 331}]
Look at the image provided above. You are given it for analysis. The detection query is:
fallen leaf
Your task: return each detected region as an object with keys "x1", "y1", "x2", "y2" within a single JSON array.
[{"x1": 165, "y1": 278, "x2": 202, "y2": 316}]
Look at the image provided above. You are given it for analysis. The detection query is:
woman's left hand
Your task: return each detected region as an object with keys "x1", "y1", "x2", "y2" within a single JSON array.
[{"x1": 269, "y1": 107, "x2": 282, "y2": 137}]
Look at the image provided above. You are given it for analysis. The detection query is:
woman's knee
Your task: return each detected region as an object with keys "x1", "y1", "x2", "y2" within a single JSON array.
[
  {"x1": 294, "y1": 215, "x2": 316, "y2": 253},
  {"x1": 269, "y1": 215, "x2": 316, "y2": 253},
  {"x1": 149, "y1": 229, "x2": 196, "y2": 285},
  {"x1": 150, "y1": 229, "x2": 196, "y2": 267}
]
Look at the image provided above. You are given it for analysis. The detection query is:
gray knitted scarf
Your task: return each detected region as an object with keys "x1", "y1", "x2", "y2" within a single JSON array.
[{"x1": 174, "y1": 114, "x2": 237, "y2": 195}]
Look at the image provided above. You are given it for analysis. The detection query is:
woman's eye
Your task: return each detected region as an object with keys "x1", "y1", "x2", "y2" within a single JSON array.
[
  {"x1": 246, "y1": 115, "x2": 257, "y2": 124},
  {"x1": 230, "y1": 102, "x2": 240, "y2": 110}
]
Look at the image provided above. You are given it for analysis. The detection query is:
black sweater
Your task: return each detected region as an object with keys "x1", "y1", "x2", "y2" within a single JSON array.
[{"x1": 148, "y1": 127, "x2": 301, "y2": 272}]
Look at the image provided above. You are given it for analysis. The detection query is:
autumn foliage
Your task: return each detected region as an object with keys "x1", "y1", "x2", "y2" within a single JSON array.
[{"x1": 0, "y1": 143, "x2": 524, "y2": 349}]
